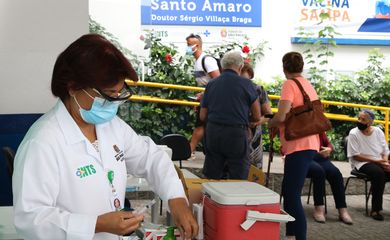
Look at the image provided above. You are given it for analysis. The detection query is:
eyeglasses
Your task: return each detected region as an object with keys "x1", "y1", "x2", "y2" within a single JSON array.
[{"x1": 93, "y1": 83, "x2": 132, "y2": 102}]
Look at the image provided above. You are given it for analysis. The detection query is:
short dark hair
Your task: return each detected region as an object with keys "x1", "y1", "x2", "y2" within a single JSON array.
[
  {"x1": 241, "y1": 62, "x2": 254, "y2": 79},
  {"x1": 186, "y1": 33, "x2": 202, "y2": 44},
  {"x1": 282, "y1": 51, "x2": 304, "y2": 73},
  {"x1": 51, "y1": 34, "x2": 138, "y2": 101}
]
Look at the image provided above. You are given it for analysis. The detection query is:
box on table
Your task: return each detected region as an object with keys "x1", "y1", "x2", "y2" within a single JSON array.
[
  {"x1": 247, "y1": 164, "x2": 265, "y2": 185},
  {"x1": 144, "y1": 227, "x2": 181, "y2": 240},
  {"x1": 181, "y1": 164, "x2": 264, "y2": 206},
  {"x1": 202, "y1": 181, "x2": 293, "y2": 240}
]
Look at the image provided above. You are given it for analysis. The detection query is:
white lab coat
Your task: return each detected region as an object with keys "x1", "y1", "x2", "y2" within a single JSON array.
[{"x1": 12, "y1": 100, "x2": 186, "y2": 240}]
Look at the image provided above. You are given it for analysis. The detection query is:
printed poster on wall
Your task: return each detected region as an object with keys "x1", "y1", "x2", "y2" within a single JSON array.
[{"x1": 291, "y1": 0, "x2": 390, "y2": 45}]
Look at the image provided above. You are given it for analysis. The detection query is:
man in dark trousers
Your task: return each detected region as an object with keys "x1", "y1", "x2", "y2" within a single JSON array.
[
  {"x1": 186, "y1": 34, "x2": 220, "y2": 156},
  {"x1": 200, "y1": 51, "x2": 261, "y2": 180}
]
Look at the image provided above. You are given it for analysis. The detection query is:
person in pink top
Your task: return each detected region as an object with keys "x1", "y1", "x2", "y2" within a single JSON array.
[{"x1": 269, "y1": 52, "x2": 320, "y2": 240}]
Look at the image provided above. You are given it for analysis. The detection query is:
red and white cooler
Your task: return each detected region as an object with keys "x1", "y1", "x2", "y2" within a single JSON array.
[{"x1": 202, "y1": 181, "x2": 294, "y2": 240}]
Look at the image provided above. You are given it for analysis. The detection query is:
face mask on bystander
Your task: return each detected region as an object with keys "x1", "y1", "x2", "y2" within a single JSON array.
[{"x1": 357, "y1": 122, "x2": 368, "y2": 131}]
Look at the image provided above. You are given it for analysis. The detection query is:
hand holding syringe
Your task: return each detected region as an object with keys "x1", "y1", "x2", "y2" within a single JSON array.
[{"x1": 120, "y1": 199, "x2": 157, "y2": 237}]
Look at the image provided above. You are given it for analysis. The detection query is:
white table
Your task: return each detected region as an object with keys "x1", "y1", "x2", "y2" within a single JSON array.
[
  {"x1": 0, "y1": 207, "x2": 22, "y2": 240},
  {"x1": 181, "y1": 168, "x2": 199, "y2": 179}
]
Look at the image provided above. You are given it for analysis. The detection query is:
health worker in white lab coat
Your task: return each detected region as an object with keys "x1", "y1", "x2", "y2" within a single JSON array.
[{"x1": 12, "y1": 34, "x2": 198, "y2": 240}]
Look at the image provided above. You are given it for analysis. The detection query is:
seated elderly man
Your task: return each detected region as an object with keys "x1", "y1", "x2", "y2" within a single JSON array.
[{"x1": 347, "y1": 109, "x2": 390, "y2": 221}]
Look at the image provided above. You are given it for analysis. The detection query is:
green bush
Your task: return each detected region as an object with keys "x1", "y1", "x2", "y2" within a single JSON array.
[
  {"x1": 90, "y1": 20, "x2": 196, "y2": 141},
  {"x1": 205, "y1": 36, "x2": 268, "y2": 66},
  {"x1": 327, "y1": 49, "x2": 390, "y2": 160},
  {"x1": 120, "y1": 32, "x2": 197, "y2": 142}
]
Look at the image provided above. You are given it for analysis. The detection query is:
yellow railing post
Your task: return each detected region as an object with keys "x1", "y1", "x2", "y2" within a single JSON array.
[{"x1": 385, "y1": 110, "x2": 389, "y2": 142}]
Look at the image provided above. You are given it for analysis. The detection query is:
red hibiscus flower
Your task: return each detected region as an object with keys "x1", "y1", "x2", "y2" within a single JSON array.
[
  {"x1": 165, "y1": 53, "x2": 173, "y2": 63},
  {"x1": 242, "y1": 45, "x2": 250, "y2": 54},
  {"x1": 245, "y1": 57, "x2": 251, "y2": 63}
]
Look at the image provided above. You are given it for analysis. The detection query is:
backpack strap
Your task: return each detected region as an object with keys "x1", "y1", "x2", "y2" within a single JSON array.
[
  {"x1": 201, "y1": 55, "x2": 210, "y2": 74},
  {"x1": 201, "y1": 55, "x2": 220, "y2": 74}
]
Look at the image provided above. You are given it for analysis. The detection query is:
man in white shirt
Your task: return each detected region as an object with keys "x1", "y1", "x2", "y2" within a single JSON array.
[
  {"x1": 185, "y1": 34, "x2": 220, "y2": 154},
  {"x1": 347, "y1": 109, "x2": 390, "y2": 221}
]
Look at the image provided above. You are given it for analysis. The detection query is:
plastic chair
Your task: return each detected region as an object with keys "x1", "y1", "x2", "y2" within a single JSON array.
[
  {"x1": 2, "y1": 147, "x2": 16, "y2": 178},
  {"x1": 344, "y1": 168, "x2": 371, "y2": 216},
  {"x1": 159, "y1": 134, "x2": 191, "y2": 169}
]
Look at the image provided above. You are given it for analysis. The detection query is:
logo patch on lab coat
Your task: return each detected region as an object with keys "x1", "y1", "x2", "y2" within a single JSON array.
[
  {"x1": 113, "y1": 144, "x2": 124, "y2": 162},
  {"x1": 75, "y1": 164, "x2": 97, "y2": 178}
]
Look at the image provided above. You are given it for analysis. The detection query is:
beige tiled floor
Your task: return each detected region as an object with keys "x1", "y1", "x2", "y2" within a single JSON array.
[{"x1": 181, "y1": 151, "x2": 353, "y2": 176}]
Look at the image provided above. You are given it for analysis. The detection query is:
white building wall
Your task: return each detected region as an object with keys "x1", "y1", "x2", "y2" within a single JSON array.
[
  {"x1": 0, "y1": 0, "x2": 89, "y2": 114},
  {"x1": 1, "y1": 0, "x2": 389, "y2": 114}
]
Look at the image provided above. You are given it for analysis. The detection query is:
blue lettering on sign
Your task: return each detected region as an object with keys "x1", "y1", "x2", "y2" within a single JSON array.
[
  {"x1": 301, "y1": 0, "x2": 349, "y2": 8},
  {"x1": 141, "y1": 0, "x2": 262, "y2": 27}
]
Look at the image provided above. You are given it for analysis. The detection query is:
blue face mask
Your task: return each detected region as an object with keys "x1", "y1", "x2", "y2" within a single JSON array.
[
  {"x1": 186, "y1": 45, "x2": 196, "y2": 55},
  {"x1": 73, "y1": 90, "x2": 121, "y2": 125}
]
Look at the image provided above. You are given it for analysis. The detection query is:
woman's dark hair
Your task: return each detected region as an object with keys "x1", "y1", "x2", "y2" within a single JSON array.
[
  {"x1": 51, "y1": 34, "x2": 138, "y2": 101},
  {"x1": 282, "y1": 51, "x2": 304, "y2": 74},
  {"x1": 241, "y1": 62, "x2": 254, "y2": 79}
]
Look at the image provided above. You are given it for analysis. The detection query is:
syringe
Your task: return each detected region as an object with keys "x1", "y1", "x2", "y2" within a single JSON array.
[{"x1": 134, "y1": 199, "x2": 157, "y2": 215}]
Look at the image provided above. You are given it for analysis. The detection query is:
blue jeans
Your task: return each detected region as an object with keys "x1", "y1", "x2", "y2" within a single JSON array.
[{"x1": 283, "y1": 150, "x2": 316, "y2": 240}]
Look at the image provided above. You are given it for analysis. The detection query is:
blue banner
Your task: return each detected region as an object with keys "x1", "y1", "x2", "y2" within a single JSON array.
[{"x1": 141, "y1": 0, "x2": 262, "y2": 27}]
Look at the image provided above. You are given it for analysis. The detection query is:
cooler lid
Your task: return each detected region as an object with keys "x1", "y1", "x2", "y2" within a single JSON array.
[{"x1": 202, "y1": 182, "x2": 279, "y2": 205}]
